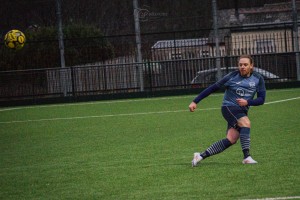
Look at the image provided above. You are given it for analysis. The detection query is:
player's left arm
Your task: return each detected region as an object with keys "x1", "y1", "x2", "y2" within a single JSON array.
[
  {"x1": 247, "y1": 91, "x2": 266, "y2": 106},
  {"x1": 247, "y1": 75, "x2": 266, "y2": 106},
  {"x1": 236, "y1": 90, "x2": 266, "y2": 106}
]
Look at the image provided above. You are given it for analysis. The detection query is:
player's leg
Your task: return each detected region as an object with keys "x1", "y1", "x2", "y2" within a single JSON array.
[
  {"x1": 200, "y1": 126, "x2": 240, "y2": 158},
  {"x1": 226, "y1": 127, "x2": 239, "y2": 144},
  {"x1": 238, "y1": 116, "x2": 257, "y2": 164},
  {"x1": 192, "y1": 106, "x2": 244, "y2": 167},
  {"x1": 200, "y1": 137, "x2": 233, "y2": 158},
  {"x1": 192, "y1": 126, "x2": 237, "y2": 167},
  {"x1": 237, "y1": 116, "x2": 251, "y2": 158},
  {"x1": 222, "y1": 106, "x2": 257, "y2": 163},
  {"x1": 192, "y1": 136, "x2": 234, "y2": 167}
]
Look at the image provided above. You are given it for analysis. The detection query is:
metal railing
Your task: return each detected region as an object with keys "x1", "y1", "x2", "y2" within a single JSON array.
[{"x1": 0, "y1": 53, "x2": 297, "y2": 102}]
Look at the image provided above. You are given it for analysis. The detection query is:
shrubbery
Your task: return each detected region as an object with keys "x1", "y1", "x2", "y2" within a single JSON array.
[{"x1": 0, "y1": 24, "x2": 114, "y2": 71}]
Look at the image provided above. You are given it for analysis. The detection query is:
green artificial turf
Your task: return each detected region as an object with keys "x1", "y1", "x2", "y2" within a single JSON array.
[{"x1": 1, "y1": 88, "x2": 299, "y2": 199}]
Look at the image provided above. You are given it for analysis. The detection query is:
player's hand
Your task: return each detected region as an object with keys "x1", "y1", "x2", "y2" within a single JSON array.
[
  {"x1": 236, "y1": 98, "x2": 248, "y2": 106},
  {"x1": 189, "y1": 102, "x2": 197, "y2": 112}
]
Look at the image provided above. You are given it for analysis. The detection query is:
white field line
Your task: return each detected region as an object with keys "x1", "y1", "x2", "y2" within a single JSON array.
[
  {"x1": 0, "y1": 88, "x2": 299, "y2": 112},
  {"x1": 264, "y1": 97, "x2": 300, "y2": 105},
  {"x1": 242, "y1": 196, "x2": 300, "y2": 200},
  {"x1": 0, "y1": 108, "x2": 219, "y2": 124},
  {"x1": 0, "y1": 94, "x2": 223, "y2": 112},
  {"x1": 0, "y1": 96, "x2": 299, "y2": 124}
]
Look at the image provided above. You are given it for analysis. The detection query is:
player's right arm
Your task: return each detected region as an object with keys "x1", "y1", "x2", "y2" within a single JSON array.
[
  {"x1": 192, "y1": 83, "x2": 220, "y2": 104},
  {"x1": 189, "y1": 71, "x2": 235, "y2": 112},
  {"x1": 189, "y1": 83, "x2": 220, "y2": 112}
]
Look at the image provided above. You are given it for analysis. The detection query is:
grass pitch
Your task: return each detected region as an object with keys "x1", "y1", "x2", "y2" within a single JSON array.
[{"x1": 1, "y1": 88, "x2": 300, "y2": 199}]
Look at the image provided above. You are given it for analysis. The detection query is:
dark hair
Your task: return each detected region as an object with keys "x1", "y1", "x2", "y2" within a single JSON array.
[{"x1": 238, "y1": 55, "x2": 254, "y2": 65}]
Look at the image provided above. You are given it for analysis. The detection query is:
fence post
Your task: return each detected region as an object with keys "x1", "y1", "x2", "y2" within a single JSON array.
[
  {"x1": 133, "y1": 0, "x2": 144, "y2": 91},
  {"x1": 292, "y1": 0, "x2": 300, "y2": 81},
  {"x1": 147, "y1": 61, "x2": 152, "y2": 92},
  {"x1": 56, "y1": 0, "x2": 67, "y2": 96},
  {"x1": 212, "y1": 0, "x2": 222, "y2": 80},
  {"x1": 71, "y1": 67, "x2": 76, "y2": 99}
]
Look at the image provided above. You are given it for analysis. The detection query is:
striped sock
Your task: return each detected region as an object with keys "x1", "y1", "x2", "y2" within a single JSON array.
[
  {"x1": 200, "y1": 138, "x2": 232, "y2": 159},
  {"x1": 240, "y1": 127, "x2": 251, "y2": 159}
]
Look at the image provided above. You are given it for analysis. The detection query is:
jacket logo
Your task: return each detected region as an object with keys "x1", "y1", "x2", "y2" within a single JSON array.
[
  {"x1": 236, "y1": 88, "x2": 245, "y2": 96},
  {"x1": 249, "y1": 82, "x2": 256, "y2": 88}
]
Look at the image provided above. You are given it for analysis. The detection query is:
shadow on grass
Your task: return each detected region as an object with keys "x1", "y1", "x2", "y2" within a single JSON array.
[{"x1": 137, "y1": 160, "x2": 243, "y2": 169}]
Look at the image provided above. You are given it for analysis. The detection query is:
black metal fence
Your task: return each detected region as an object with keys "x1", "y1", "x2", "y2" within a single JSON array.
[{"x1": 0, "y1": 52, "x2": 298, "y2": 102}]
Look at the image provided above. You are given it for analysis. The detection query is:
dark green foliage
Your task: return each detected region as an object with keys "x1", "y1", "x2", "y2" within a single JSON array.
[{"x1": 0, "y1": 24, "x2": 114, "y2": 71}]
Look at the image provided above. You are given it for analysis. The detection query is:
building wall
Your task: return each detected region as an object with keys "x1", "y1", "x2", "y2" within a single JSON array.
[
  {"x1": 230, "y1": 28, "x2": 300, "y2": 55},
  {"x1": 151, "y1": 46, "x2": 211, "y2": 61}
]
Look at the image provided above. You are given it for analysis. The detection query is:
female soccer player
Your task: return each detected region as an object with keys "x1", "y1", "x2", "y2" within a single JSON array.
[{"x1": 189, "y1": 54, "x2": 266, "y2": 166}]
